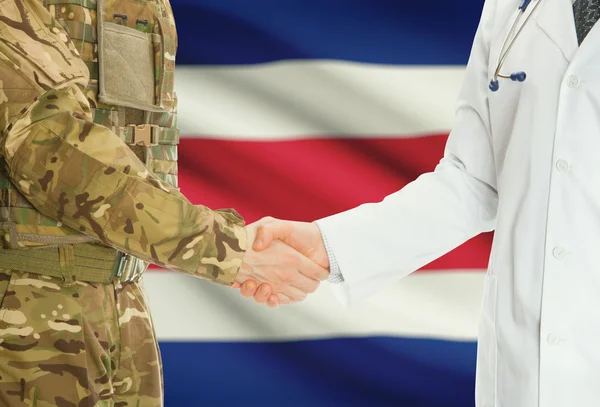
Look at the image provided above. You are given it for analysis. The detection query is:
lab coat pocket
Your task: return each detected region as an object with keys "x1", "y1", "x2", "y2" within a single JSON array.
[{"x1": 475, "y1": 271, "x2": 498, "y2": 407}]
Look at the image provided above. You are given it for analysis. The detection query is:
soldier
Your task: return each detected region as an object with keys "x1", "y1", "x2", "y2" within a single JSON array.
[{"x1": 0, "y1": 0, "x2": 329, "y2": 405}]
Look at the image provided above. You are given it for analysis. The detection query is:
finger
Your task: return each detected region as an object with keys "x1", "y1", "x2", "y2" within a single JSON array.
[
  {"x1": 271, "y1": 250, "x2": 323, "y2": 295},
  {"x1": 275, "y1": 293, "x2": 294, "y2": 306},
  {"x1": 267, "y1": 294, "x2": 280, "y2": 308},
  {"x1": 253, "y1": 221, "x2": 292, "y2": 251},
  {"x1": 295, "y1": 252, "x2": 330, "y2": 282},
  {"x1": 289, "y1": 272, "x2": 320, "y2": 295},
  {"x1": 253, "y1": 283, "x2": 273, "y2": 304},
  {"x1": 240, "y1": 280, "x2": 258, "y2": 298},
  {"x1": 232, "y1": 282, "x2": 241, "y2": 289},
  {"x1": 279, "y1": 284, "x2": 308, "y2": 303}
]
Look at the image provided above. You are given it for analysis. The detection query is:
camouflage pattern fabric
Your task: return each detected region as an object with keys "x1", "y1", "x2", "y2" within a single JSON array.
[
  {"x1": 0, "y1": 267, "x2": 162, "y2": 406},
  {"x1": 0, "y1": 0, "x2": 247, "y2": 286},
  {"x1": 0, "y1": 0, "x2": 249, "y2": 404}
]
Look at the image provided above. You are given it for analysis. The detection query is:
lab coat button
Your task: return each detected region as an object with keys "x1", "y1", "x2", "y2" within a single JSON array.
[
  {"x1": 567, "y1": 75, "x2": 580, "y2": 88},
  {"x1": 553, "y1": 246, "x2": 566, "y2": 260},
  {"x1": 556, "y1": 159, "x2": 569, "y2": 172},
  {"x1": 547, "y1": 333, "x2": 561, "y2": 346}
]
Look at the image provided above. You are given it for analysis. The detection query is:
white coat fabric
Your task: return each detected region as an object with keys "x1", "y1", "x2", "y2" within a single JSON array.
[{"x1": 316, "y1": 0, "x2": 600, "y2": 405}]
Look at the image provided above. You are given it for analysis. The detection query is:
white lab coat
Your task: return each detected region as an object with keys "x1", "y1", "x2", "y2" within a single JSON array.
[{"x1": 316, "y1": 0, "x2": 600, "y2": 405}]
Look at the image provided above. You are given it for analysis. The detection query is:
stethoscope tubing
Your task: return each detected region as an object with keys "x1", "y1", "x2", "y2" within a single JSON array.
[{"x1": 490, "y1": 0, "x2": 543, "y2": 90}]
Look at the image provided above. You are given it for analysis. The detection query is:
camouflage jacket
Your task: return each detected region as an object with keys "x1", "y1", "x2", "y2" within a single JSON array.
[{"x1": 0, "y1": 0, "x2": 247, "y2": 285}]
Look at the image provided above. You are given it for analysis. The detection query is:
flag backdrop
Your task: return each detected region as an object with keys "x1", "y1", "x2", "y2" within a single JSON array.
[{"x1": 142, "y1": 1, "x2": 492, "y2": 406}]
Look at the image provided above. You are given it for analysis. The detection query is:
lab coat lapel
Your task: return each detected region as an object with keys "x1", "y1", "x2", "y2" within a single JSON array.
[{"x1": 535, "y1": 0, "x2": 578, "y2": 61}]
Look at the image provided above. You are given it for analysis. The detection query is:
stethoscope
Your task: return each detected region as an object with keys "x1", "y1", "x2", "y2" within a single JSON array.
[{"x1": 489, "y1": 0, "x2": 543, "y2": 91}]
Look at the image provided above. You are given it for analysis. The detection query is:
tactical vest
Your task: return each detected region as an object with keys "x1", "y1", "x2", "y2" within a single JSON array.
[{"x1": 0, "y1": 0, "x2": 179, "y2": 281}]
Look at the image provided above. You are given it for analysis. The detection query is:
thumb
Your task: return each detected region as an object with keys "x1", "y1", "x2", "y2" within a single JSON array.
[{"x1": 253, "y1": 222, "x2": 290, "y2": 251}]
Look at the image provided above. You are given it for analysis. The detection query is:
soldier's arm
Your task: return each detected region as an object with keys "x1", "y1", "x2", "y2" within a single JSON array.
[{"x1": 0, "y1": 0, "x2": 246, "y2": 285}]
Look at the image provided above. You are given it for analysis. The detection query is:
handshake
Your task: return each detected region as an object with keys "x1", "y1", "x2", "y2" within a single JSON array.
[{"x1": 232, "y1": 217, "x2": 330, "y2": 308}]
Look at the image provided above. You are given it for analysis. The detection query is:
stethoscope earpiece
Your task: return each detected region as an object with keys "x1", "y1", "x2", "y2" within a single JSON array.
[
  {"x1": 510, "y1": 71, "x2": 527, "y2": 82},
  {"x1": 489, "y1": 80, "x2": 500, "y2": 92},
  {"x1": 489, "y1": 72, "x2": 527, "y2": 92},
  {"x1": 519, "y1": 0, "x2": 532, "y2": 10}
]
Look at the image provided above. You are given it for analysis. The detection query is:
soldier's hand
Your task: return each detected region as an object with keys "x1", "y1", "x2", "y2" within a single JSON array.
[{"x1": 234, "y1": 221, "x2": 329, "y2": 306}]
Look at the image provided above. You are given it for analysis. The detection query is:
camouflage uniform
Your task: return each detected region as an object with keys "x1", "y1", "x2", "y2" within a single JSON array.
[{"x1": 0, "y1": 0, "x2": 247, "y2": 405}]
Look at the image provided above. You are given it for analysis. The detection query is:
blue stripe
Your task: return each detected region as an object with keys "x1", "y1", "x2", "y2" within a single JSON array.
[
  {"x1": 171, "y1": 0, "x2": 485, "y2": 66},
  {"x1": 160, "y1": 337, "x2": 476, "y2": 406}
]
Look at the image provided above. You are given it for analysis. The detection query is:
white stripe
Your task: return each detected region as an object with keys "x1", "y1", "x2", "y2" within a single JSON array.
[
  {"x1": 143, "y1": 270, "x2": 484, "y2": 342},
  {"x1": 175, "y1": 61, "x2": 466, "y2": 140}
]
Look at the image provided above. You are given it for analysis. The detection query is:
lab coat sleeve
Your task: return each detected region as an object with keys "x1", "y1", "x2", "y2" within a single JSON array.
[{"x1": 316, "y1": 0, "x2": 499, "y2": 306}]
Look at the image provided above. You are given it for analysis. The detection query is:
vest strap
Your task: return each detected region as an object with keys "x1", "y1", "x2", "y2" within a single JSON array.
[{"x1": 115, "y1": 124, "x2": 179, "y2": 146}]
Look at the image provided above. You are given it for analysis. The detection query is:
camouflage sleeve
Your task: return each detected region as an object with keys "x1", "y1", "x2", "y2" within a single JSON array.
[{"x1": 0, "y1": 0, "x2": 246, "y2": 285}]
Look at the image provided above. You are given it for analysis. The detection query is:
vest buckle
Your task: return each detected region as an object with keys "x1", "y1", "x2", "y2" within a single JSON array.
[
  {"x1": 128, "y1": 124, "x2": 159, "y2": 146},
  {"x1": 113, "y1": 251, "x2": 146, "y2": 283}
]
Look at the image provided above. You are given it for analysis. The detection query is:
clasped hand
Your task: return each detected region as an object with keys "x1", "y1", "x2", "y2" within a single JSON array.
[{"x1": 233, "y1": 217, "x2": 329, "y2": 307}]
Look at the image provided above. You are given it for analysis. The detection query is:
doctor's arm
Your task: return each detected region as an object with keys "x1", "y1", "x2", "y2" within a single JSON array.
[{"x1": 241, "y1": 0, "x2": 500, "y2": 307}]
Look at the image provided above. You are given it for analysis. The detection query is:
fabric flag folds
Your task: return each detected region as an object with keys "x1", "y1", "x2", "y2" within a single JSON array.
[{"x1": 143, "y1": 0, "x2": 490, "y2": 405}]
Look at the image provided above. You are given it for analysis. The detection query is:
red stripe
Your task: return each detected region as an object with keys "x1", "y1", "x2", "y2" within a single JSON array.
[{"x1": 172, "y1": 135, "x2": 491, "y2": 270}]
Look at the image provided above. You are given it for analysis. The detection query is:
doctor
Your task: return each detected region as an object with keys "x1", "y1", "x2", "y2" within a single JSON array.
[{"x1": 235, "y1": 0, "x2": 600, "y2": 405}]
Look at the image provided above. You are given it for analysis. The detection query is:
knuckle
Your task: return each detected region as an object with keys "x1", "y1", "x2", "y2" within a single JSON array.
[
  {"x1": 281, "y1": 270, "x2": 294, "y2": 283},
  {"x1": 283, "y1": 251, "x2": 299, "y2": 265},
  {"x1": 311, "y1": 269, "x2": 323, "y2": 281}
]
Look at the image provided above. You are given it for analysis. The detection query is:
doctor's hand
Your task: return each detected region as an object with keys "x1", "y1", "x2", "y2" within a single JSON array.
[
  {"x1": 234, "y1": 220, "x2": 329, "y2": 305},
  {"x1": 233, "y1": 217, "x2": 329, "y2": 307}
]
